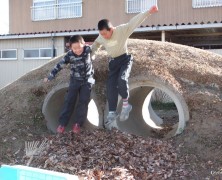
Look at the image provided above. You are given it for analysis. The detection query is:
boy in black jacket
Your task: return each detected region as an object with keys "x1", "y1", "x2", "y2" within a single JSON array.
[{"x1": 44, "y1": 35, "x2": 94, "y2": 134}]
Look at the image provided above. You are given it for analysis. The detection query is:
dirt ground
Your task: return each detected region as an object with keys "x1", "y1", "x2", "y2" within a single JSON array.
[{"x1": 0, "y1": 39, "x2": 222, "y2": 179}]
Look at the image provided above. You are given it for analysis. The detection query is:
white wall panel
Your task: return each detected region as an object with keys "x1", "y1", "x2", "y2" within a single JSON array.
[
  {"x1": 208, "y1": 49, "x2": 222, "y2": 56},
  {"x1": 0, "y1": 37, "x2": 64, "y2": 89}
]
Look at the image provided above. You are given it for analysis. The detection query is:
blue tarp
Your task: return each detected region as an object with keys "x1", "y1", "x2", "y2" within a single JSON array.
[{"x1": 0, "y1": 165, "x2": 78, "y2": 180}]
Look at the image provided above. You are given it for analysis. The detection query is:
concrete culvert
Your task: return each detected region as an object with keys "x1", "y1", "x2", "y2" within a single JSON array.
[
  {"x1": 42, "y1": 39, "x2": 192, "y2": 137},
  {"x1": 39, "y1": 38, "x2": 221, "y2": 147},
  {"x1": 42, "y1": 83, "x2": 104, "y2": 133},
  {"x1": 106, "y1": 76, "x2": 189, "y2": 138},
  {"x1": 43, "y1": 77, "x2": 189, "y2": 138}
]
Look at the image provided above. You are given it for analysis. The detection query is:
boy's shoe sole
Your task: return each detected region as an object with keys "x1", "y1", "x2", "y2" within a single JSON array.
[
  {"x1": 120, "y1": 104, "x2": 132, "y2": 121},
  {"x1": 105, "y1": 114, "x2": 119, "y2": 130}
]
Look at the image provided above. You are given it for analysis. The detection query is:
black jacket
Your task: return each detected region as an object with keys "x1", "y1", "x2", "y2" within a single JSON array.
[{"x1": 48, "y1": 45, "x2": 94, "y2": 81}]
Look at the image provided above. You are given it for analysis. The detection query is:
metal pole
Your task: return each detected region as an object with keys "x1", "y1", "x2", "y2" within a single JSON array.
[{"x1": 161, "y1": 30, "x2": 165, "y2": 42}]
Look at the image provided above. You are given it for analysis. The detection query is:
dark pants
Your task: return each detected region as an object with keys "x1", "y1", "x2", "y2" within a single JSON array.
[
  {"x1": 107, "y1": 54, "x2": 133, "y2": 111},
  {"x1": 59, "y1": 78, "x2": 92, "y2": 127}
]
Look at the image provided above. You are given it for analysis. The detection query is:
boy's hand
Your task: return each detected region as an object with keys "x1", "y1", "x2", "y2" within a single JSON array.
[
  {"x1": 148, "y1": 5, "x2": 158, "y2": 14},
  {"x1": 44, "y1": 77, "x2": 50, "y2": 83}
]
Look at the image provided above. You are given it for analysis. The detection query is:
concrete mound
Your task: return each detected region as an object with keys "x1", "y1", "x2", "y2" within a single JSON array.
[{"x1": 0, "y1": 39, "x2": 221, "y2": 159}]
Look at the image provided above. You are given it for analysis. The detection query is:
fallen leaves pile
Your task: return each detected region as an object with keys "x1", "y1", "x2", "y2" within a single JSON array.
[
  {"x1": 0, "y1": 39, "x2": 221, "y2": 179},
  {"x1": 23, "y1": 129, "x2": 189, "y2": 179}
]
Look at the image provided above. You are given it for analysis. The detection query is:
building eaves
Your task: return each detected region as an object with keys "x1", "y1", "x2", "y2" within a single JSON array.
[{"x1": 0, "y1": 21, "x2": 221, "y2": 40}]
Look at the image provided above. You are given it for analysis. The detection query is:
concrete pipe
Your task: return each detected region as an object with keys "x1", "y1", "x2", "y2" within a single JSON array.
[
  {"x1": 105, "y1": 76, "x2": 189, "y2": 138},
  {"x1": 42, "y1": 83, "x2": 103, "y2": 133},
  {"x1": 43, "y1": 77, "x2": 189, "y2": 138}
]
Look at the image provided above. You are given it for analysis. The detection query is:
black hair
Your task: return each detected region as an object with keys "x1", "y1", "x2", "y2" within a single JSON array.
[
  {"x1": 69, "y1": 35, "x2": 84, "y2": 45},
  {"x1": 98, "y1": 19, "x2": 113, "y2": 31}
]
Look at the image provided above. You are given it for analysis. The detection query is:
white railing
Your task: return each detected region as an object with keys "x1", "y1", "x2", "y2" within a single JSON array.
[
  {"x1": 192, "y1": 0, "x2": 222, "y2": 8},
  {"x1": 31, "y1": 4, "x2": 55, "y2": 21},
  {"x1": 31, "y1": 2, "x2": 82, "y2": 21},
  {"x1": 57, "y1": 2, "x2": 82, "y2": 19},
  {"x1": 126, "y1": 0, "x2": 157, "y2": 13}
]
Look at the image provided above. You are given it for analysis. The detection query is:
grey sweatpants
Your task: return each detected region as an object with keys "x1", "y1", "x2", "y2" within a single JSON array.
[{"x1": 107, "y1": 53, "x2": 133, "y2": 112}]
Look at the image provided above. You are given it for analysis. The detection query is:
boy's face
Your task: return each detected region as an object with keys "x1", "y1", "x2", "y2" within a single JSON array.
[
  {"x1": 71, "y1": 42, "x2": 85, "y2": 56},
  {"x1": 99, "y1": 28, "x2": 113, "y2": 39}
]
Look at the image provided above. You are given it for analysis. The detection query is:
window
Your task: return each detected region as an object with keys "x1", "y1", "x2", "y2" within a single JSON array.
[
  {"x1": 58, "y1": 0, "x2": 82, "y2": 19},
  {"x1": 32, "y1": 0, "x2": 55, "y2": 21},
  {"x1": 31, "y1": 0, "x2": 82, "y2": 21},
  {"x1": 40, "y1": 48, "x2": 53, "y2": 57},
  {"x1": 24, "y1": 49, "x2": 39, "y2": 58},
  {"x1": 126, "y1": 0, "x2": 157, "y2": 13},
  {"x1": 192, "y1": 0, "x2": 222, "y2": 8},
  {"x1": 24, "y1": 48, "x2": 55, "y2": 59},
  {"x1": 0, "y1": 49, "x2": 17, "y2": 60}
]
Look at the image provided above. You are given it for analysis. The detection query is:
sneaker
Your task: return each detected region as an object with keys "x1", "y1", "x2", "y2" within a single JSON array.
[
  {"x1": 105, "y1": 112, "x2": 118, "y2": 127},
  {"x1": 56, "y1": 125, "x2": 65, "y2": 134},
  {"x1": 120, "y1": 104, "x2": 132, "y2": 121},
  {"x1": 73, "y1": 123, "x2": 80, "y2": 134}
]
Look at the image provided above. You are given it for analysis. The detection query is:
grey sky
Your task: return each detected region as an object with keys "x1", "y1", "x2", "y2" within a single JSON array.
[{"x1": 0, "y1": 0, "x2": 9, "y2": 34}]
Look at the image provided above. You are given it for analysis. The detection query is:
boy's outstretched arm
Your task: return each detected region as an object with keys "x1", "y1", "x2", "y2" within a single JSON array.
[
  {"x1": 148, "y1": 5, "x2": 158, "y2": 15},
  {"x1": 43, "y1": 55, "x2": 69, "y2": 83},
  {"x1": 124, "y1": 5, "x2": 158, "y2": 37},
  {"x1": 91, "y1": 41, "x2": 102, "y2": 57}
]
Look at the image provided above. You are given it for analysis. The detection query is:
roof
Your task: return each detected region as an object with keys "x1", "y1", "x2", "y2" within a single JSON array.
[{"x1": 0, "y1": 21, "x2": 222, "y2": 40}]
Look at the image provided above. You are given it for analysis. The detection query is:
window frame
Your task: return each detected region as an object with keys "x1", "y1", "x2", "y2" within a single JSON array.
[
  {"x1": 57, "y1": 0, "x2": 82, "y2": 19},
  {"x1": 192, "y1": 0, "x2": 222, "y2": 8},
  {"x1": 31, "y1": 0, "x2": 83, "y2": 21},
  {"x1": 23, "y1": 48, "x2": 55, "y2": 60},
  {"x1": 32, "y1": 0, "x2": 56, "y2": 21},
  {"x1": 125, "y1": 0, "x2": 157, "y2": 14},
  {"x1": 0, "y1": 49, "x2": 17, "y2": 61}
]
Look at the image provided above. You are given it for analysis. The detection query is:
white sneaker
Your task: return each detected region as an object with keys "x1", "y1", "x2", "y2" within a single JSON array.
[
  {"x1": 105, "y1": 112, "x2": 118, "y2": 128},
  {"x1": 120, "y1": 104, "x2": 132, "y2": 121}
]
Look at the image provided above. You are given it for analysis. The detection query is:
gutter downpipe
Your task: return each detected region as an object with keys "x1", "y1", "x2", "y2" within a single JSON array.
[{"x1": 51, "y1": 33, "x2": 56, "y2": 58}]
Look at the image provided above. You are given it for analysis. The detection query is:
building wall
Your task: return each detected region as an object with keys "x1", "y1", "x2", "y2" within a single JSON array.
[
  {"x1": 4, "y1": 0, "x2": 222, "y2": 90},
  {"x1": 0, "y1": 37, "x2": 64, "y2": 89},
  {"x1": 9, "y1": 0, "x2": 222, "y2": 34},
  {"x1": 208, "y1": 49, "x2": 222, "y2": 56}
]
